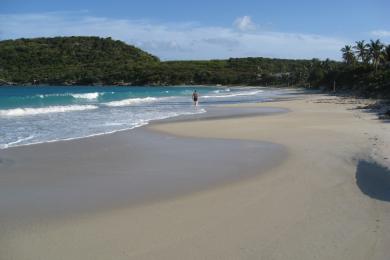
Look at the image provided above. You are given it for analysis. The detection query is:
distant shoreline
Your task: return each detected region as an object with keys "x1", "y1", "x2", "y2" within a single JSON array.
[{"x1": 0, "y1": 83, "x2": 299, "y2": 88}]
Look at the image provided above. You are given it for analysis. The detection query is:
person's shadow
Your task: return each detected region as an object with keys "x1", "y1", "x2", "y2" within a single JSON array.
[{"x1": 356, "y1": 160, "x2": 390, "y2": 202}]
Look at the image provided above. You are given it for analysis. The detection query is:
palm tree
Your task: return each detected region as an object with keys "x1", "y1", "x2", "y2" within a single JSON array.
[
  {"x1": 353, "y1": 40, "x2": 369, "y2": 63},
  {"x1": 341, "y1": 45, "x2": 356, "y2": 65},
  {"x1": 383, "y1": 45, "x2": 390, "y2": 64},
  {"x1": 322, "y1": 58, "x2": 332, "y2": 71},
  {"x1": 368, "y1": 39, "x2": 384, "y2": 71}
]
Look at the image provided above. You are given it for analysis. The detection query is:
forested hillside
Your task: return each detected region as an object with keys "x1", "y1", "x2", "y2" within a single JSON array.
[
  {"x1": 0, "y1": 36, "x2": 159, "y2": 85},
  {"x1": 0, "y1": 36, "x2": 389, "y2": 97}
]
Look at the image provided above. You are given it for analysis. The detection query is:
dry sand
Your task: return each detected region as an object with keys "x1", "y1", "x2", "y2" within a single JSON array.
[{"x1": 1, "y1": 94, "x2": 390, "y2": 259}]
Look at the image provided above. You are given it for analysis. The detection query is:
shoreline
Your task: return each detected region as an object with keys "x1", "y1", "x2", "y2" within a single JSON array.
[
  {"x1": 0, "y1": 96, "x2": 294, "y2": 150},
  {"x1": 0, "y1": 106, "x2": 289, "y2": 228},
  {"x1": 1, "y1": 93, "x2": 390, "y2": 259},
  {"x1": 0, "y1": 106, "x2": 287, "y2": 151}
]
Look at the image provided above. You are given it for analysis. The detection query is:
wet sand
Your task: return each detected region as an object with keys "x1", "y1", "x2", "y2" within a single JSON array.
[
  {"x1": 0, "y1": 124, "x2": 287, "y2": 229},
  {"x1": 0, "y1": 107, "x2": 287, "y2": 245},
  {"x1": 159, "y1": 106, "x2": 290, "y2": 122},
  {"x1": 1, "y1": 96, "x2": 390, "y2": 260}
]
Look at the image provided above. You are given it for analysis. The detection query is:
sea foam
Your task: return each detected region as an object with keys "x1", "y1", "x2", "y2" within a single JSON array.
[
  {"x1": 36, "y1": 92, "x2": 100, "y2": 100},
  {"x1": 203, "y1": 89, "x2": 263, "y2": 98},
  {"x1": 71, "y1": 92, "x2": 100, "y2": 99},
  {"x1": 0, "y1": 105, "x2": 98, "y2": 117},
  {"x1": 104, "y1": 97, "x2": 158, "y2": 107}
]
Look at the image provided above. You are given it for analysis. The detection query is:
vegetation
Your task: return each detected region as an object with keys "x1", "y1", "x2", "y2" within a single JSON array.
[
  {"x1": 0, "y1": 37, "x2": 159, "y2": 85},
  {"x1": 0, "y1": 36, "x2": 323, "y2": 86},
  {"x1": 334, "y1": 39, "x2": 390, "y2": 97},
  {"x1": 0, "y1": 36, "x2": 389, "y2": 97}
]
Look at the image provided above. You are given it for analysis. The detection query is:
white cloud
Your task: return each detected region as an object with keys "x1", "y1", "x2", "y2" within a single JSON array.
[
  {"x1": 0, "y1": 12, "x2": 347, "y2": 60},
  {"x1": 371, "y1": 30, "x2": 390, "y2": 38},
  {"x1": 233, "y1": 16, "x2": 256, "y2": 31}
]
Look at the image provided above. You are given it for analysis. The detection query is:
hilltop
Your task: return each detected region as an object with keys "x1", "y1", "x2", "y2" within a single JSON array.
[{"x1": 0, "y1": 36, "x2": 159, "y2": 85}]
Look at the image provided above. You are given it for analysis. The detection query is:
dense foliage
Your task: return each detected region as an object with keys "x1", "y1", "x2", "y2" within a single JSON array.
[
  {"x1": 0, "y1": 36, "x2": 159, "y2": 85},
  {"x1": 0, "y1": 36, "x2": 332, "y2": 87},
  {"x1": 0, "y1": 36, "x2": 389, "y2": 97},
  {"x1": 324, "y1": 39, "x2": 390, "y2": 98}
]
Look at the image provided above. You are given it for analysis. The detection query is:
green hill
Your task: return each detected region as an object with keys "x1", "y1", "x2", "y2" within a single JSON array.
[
  {"x1": 0, "y1": 36, "x2": 159, "y2": 84},
  {"x1": 0, "y1": 36, "x2": 326, "y2": 86}
]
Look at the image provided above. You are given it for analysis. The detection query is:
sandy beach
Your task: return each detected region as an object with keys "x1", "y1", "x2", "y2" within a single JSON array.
[{"x1": 1, "y1": 94, "x2": 390, "y2": 259}]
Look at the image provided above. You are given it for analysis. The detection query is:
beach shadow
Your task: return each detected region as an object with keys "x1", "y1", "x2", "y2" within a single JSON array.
[
  {"x1": 356, "y1": 160, "x2": 390, "y2": 202},
  {"x1": 353, "y1": 101, "x2": 390, "y2": 123}
]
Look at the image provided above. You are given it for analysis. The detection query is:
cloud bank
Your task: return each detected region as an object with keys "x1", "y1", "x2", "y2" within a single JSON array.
[
  {"x1": 0, "y1": 12, "x2": 347, "y2": 60},
  {"x1": 371, "y1": 29, "x2": 390, "y2": 38}
]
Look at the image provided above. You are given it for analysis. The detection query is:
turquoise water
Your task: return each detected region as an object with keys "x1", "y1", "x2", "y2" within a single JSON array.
[{"x1": 0, "y1": 85, "x2": 283, "y2": 148}]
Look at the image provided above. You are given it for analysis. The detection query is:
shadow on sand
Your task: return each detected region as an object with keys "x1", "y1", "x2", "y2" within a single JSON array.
[{"x1": 356, "y1": 160, "x2": 390, "y2": 202}]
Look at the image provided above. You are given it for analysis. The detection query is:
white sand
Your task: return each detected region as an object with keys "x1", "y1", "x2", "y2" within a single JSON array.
[{"x1": 1, "y1": 94, "x2": 389, "y2": 260}]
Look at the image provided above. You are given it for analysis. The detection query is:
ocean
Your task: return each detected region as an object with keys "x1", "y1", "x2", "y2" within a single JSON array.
[{"x1": 0, "y1": 85, "x2": 287, "y2": 149}]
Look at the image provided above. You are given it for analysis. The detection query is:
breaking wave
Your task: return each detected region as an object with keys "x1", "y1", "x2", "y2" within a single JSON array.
[
  {"x1": 203, "y1": 90, "x2": 263, "y2": 98},
  {"x1": 0, "y1": 105, "x2": 98, "y2": 117},
  {"x1": 104, "y1": 97, "x2": 158, "y2": 107},
  {"x1": 71, "y1": 92, "x2": 100, "y2": 99}
]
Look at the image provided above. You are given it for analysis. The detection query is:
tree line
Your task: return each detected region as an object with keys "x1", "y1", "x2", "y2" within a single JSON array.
[
  {"x1": 0, "y1": 37, "x2": 325, "y2": 87},
  {"x1": 0, "y1": 36, "x2": 389, "y2": 98},
  {"x1": 329, "y1": 39, "x2": 390, "y2": 97}
]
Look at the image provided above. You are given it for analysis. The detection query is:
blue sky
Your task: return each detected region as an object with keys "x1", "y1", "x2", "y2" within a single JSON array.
[{"x1": 1, "y1": 0, "x2": 389, "y2": 60}]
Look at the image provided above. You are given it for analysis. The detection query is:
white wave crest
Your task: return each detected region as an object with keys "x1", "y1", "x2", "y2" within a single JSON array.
[
  {"x1": 213, "y1": 88, "x2": 230, "y2": 94},
  {"x1": 2, "y1": 135, "x2": 35, "y2": 148},
  {"x1": 37, "y1": 93, "x2": 70, "y2": 98},
  {"x1": 203, "y1": 89, "x2": 263, "y2": 98},
  {"x1": 71, "y1": 92, "x2": 100, "y2": 100},
  {"x1": 36, "y1": 92, "x2": 100, "y2": 99},
  {"x1": 104, "y1": 97, "x2": 158, "y2": 107},
  {"x1": 0, "y1": 105, "x2": 98, "y2": 117}
]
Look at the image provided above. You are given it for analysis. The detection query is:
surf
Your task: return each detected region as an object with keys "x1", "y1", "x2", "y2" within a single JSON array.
[{"x1": 0, "y1": 105, "x2": 98, "y2": 117}]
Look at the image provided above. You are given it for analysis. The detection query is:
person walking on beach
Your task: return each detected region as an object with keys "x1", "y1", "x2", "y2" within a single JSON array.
[{"x1": 192, "y1": 90, "x2": 199, "y2": 106}]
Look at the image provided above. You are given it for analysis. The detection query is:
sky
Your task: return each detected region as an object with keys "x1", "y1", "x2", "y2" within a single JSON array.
[{"x1": 1, "y1": 0, "x2": 389, "y2": 61}]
